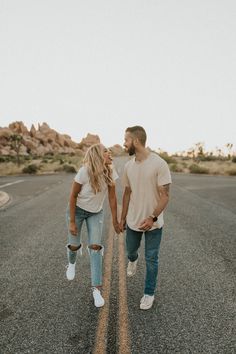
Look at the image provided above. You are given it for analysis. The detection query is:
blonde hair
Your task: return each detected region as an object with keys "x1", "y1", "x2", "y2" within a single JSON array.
[{"x1": 83, "y1": 143, "x2": 113, "y2": 193}]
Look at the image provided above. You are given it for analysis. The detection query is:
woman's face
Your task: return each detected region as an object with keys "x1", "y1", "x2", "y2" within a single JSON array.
[{"x1": 103, "y1": 147, "x2": 113, "y2": 165}]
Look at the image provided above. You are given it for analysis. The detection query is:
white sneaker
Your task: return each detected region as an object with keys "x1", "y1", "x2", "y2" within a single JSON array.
[
  {"x1": 92, "y1": 287, "x2": 105, "y2": 308},
  {"x1": 66, "y1": 262, "x2": 76, "y2": 280},
  {"x1": 127, "y1": 259, "x2": 138, "y2": 277},
  {"x1": 140, "y1": 295, "x2": 155, "y2": 310}
]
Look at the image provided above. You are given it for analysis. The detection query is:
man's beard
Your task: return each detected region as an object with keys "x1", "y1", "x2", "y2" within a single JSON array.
[{"x1": 128, "y1": 143, "x2": 136, "y2": 156}]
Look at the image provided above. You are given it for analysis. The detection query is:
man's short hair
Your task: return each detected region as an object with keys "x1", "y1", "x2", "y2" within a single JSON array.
[{"x1": 125, "y1": 126, "x2": 147, "y2": 146}]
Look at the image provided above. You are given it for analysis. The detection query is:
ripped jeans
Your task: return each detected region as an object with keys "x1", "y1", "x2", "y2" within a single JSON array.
[{"x1": 66, "y1": 206, "x2": 104, "y2": 287}]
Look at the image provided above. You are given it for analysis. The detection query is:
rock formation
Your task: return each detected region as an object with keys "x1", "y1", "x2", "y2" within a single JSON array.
[{"x1": 0, "y1": 121, "x2": 103, "y2": 157}]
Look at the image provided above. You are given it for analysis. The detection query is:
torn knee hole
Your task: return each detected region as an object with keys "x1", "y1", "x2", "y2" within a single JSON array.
[
  {"x1": 69, "y1": 244, "x2": 81, "y2": 252},
  {"x1": 88, "y1": 244, "x2": 102, "y2": 251}
]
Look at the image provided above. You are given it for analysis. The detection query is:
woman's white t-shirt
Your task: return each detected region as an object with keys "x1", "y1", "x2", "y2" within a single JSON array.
[{"x1": 74, "y1": 165, "x2": 118, "y2": 213}]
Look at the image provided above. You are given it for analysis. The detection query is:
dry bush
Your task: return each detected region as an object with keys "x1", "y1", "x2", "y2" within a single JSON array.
[
  {"x1": 189, "y1": 164, "x2": 209, "y2": 174},
  {"x1": 227, "y1": 168, "x2": 236, "y2": 176}
]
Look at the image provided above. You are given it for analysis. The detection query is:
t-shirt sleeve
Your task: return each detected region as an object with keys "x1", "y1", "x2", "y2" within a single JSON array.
[
  {"x1": 122, "y1": 163, "x2": 130, "y2": 188},
  {"x1": 112, "y1": 165, "x2": 119, "y2": 181},
  {"x1": 157, "y1": 160, "x2": 172, "y2": 186},
  {"x1": 74, "y1": 166, "x2": 87, "y2": 185}
]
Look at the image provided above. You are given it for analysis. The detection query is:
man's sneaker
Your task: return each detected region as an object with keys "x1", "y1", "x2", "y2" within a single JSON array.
[
  {"x1": 66, "y1": 262, "x2": 76, "y2": 280},
  {"x1": 127, "y1": 259, "x2": 138, "y2": 277},
  {"x1": 92, "y1": 287, "x2": 105, "y2": 308},
  {"x1": 140, "y1": 295, "x2": 155, "y2": 310}
]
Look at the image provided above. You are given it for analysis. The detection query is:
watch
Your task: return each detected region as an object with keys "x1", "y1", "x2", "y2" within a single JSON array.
[{"x1": 149, "y1": 214, "x2": 158, "y2": 222}]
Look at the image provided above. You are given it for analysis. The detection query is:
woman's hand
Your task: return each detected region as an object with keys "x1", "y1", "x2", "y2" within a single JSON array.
[
  {"x1": 119, "y1": 218, "x2": 126, "y2": 233},
  {"x1": 69, "y1": 221, "x2": 78, "y2": 236},
  {"x1": 113, "y1": 219, "x2": 121, "y2": 234}
]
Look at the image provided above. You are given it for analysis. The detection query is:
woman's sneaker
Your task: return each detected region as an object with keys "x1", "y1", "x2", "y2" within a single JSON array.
[
  {"x1": 92, "y1": 287, "x2": 105, "y2": 307},
  {"x1": 127, "y1": 259, "x2": 138, "y2": 277},
  {"x1": 140, "y1": 295, "x2": 154, "y2": 310},
  {"x1": 66, "y1": 263, "x2": 76, "y2": 280}
]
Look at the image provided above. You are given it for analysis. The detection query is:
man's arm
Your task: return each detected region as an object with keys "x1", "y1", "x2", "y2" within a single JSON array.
[
  {"x1": 119, "y1": 186, "x2": 132, "y2": 232},
  {"x1": 152, "y1": 183, "x2": 170, "y2": 217},
  {"x1": 138, "y1": 184, "x2": 170, "y2": 231}
]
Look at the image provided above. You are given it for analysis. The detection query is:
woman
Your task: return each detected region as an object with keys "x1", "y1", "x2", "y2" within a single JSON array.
[{"x1": 66, "y1": 143, "x2": 120, "y2": 307}]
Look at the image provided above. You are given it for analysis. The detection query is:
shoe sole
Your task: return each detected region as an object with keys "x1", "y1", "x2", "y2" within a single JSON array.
[
  {"x1": 66, "y1": 273, "x2": 75, "y2": 281},
  {"x1": 140, "y1": 304, "x2": 153, "y2": 310}
]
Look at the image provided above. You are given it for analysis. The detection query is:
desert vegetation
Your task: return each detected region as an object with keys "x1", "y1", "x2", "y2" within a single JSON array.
[
  {"x1": 0, "y1": 143, "x2": 235, "y2": 176},
  {"x1": 0, "y1": 153, "x2": 82, "y2": 175},
  {"x1": 157, "y1": 142, "x2": 236, "y2": 176}
]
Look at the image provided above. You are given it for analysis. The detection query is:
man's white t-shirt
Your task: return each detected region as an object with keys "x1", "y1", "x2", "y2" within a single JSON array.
[
  {"x1": 123, "y1": 153, "x2": 172, "y2": 231},
  {"x1": 74, "y1": 165, "x2": 118, "y2": 213}
]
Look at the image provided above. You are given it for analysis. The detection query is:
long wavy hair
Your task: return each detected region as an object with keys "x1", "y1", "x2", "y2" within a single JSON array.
[{"x1": 83, "y1": 143, "x2": 113, "y2": 193}]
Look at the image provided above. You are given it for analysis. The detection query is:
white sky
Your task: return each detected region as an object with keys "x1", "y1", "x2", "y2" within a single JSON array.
[{"x1": 0, "y1": 0, "x2": 236, "y2": 154}]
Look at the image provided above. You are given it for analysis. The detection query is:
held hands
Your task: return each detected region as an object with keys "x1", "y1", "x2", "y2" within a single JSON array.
[
  {"x1": 69, "y1": 221, "x2": 78, "y2": 236},
  {"x1": 113, "y1": 219, "x2": 121, "y2": 234},
  {"x1": 138, "y1": 217, "x2": 154, "y2": 231}
]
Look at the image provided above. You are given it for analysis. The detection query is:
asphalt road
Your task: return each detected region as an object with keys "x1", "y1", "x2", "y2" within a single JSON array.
[{"x1": 0, "y1": 157, "x2": 235, "y2": 354}]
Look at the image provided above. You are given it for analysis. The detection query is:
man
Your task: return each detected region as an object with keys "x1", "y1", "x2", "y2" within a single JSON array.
[{"x1": 120, "y1": 126, "x2": 171, "y2": 310}]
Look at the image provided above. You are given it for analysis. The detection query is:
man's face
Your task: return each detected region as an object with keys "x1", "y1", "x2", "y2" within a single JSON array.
[{"x1": 123, "y1": 132, "x2": 136, "y2": 156}]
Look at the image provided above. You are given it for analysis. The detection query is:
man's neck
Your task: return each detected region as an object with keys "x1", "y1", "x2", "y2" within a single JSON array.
[{"x1": 135, "y1": 147, "x2": 150, "y2": 162}]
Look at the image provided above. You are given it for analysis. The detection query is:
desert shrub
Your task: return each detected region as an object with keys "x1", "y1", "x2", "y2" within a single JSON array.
[
  {"x1": 158, "y1": 153, "x2": 177, "y2": 164},
  {"x1": 197, "y1": 155, "x2": 218, "y2": 161},
  {"x1": 23, "y1": 155, "x2": 32, "y2": 161},
  {"x1": 170, "y1": 163, "x2": 183, "y2": 172},
  {"x1": 227, "y1": 169, "x2": 236, "y2": 176},
  {"x1": 0, "y1": 156, "x2": 15, "y2": 163},
  {"x1": 232, "y1": 156, "x2": 236, "y2": 163},
  {"x1": 0, "y1": 156, "x2": 8, "y2": 163},
  {"x1": 22, "y1": 164, "x2": 39, "y2": 174},
  {"x1": 62, "y1": 164, "x2": 77, "y2": 173},
  {"x1": 44, "y1": 153, "x2": 54, "y2": 159},
  {"x1": 181, "y1": 162, "x2": 188, "y2": 168},
  {"x1": 189, "y1": 164, "x2": 209, "y2": 174},
  {"x1": 54, "y1": 166, "x2": 63, "y2": 172}
]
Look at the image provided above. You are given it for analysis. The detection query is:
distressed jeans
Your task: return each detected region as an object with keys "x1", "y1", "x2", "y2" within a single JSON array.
[
  {"x1": 66, "y1": 206, "x2": 104, "y2": 287},
  {"x1": 126, "y1": 225, "x2": 163, "y2": 296}
]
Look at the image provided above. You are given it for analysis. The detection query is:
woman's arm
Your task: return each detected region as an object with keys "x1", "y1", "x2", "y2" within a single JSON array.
[
  {"x1": 69, "y1": 181, "x2": 82, "y2": 236},
  {"x1": 108, "y1": 183, "x2": 120, "y2": 234},
  {"x1": 119, "y1": 186, "x2": 131, "y2": 232}
]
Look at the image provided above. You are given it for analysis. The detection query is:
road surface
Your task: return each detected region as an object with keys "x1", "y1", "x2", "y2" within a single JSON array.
[{"x1": 0, "y1": 157, "x2": 235, "y2": 353}]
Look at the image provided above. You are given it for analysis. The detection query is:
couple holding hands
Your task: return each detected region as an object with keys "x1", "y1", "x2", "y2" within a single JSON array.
[{"x1": 66, "y1": 126, "x2": 171, "y2": 310}]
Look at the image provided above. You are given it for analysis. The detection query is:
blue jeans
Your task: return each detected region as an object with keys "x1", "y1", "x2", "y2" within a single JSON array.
[
  {"x1": 126, "y1": 225, "x2": 163, "y2": 296},
  {"x1": 66, "y1": 206, "x2": 104, "y2": 287}
]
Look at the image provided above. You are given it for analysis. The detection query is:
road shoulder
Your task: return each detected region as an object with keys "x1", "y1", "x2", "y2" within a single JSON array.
[{"x1": 0, "y1": 191, "x2": 10, "y2": 207}]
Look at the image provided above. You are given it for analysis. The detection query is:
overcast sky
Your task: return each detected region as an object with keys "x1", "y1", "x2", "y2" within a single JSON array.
[{"x1": 0, "y1": 0, "x2": 236, "y2": 154}]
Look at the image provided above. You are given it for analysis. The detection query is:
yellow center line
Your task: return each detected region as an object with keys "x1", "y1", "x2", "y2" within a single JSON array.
[
  {"x1": 93, "y1": 205, "x2": 131, "y2": 354},
  {"x1": 118, "y1": 232, "x2": 131, "y2": 354},
  {"x1": 93, "y1": 218, "x2": 114, "y2": 354}
]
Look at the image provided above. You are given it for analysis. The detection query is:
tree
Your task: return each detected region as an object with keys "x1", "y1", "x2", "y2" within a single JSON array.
[
  {"x1": 195, "y1": 142, "x2": 205, "y2": 160},
  {"x1": 226, "y1": 143, "x2": 233, "y2": 159},
  {"x1": 10, "y1": 134, "x2": 23, "y2": 166}
]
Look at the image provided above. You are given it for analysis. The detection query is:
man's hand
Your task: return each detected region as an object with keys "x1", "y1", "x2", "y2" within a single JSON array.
[
  {"x1": 138, "y1": 217, "x2": 154, "y2": 231},
  {"x1": 69, "y1": 221, "x2": 78, "y2": 236}
]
